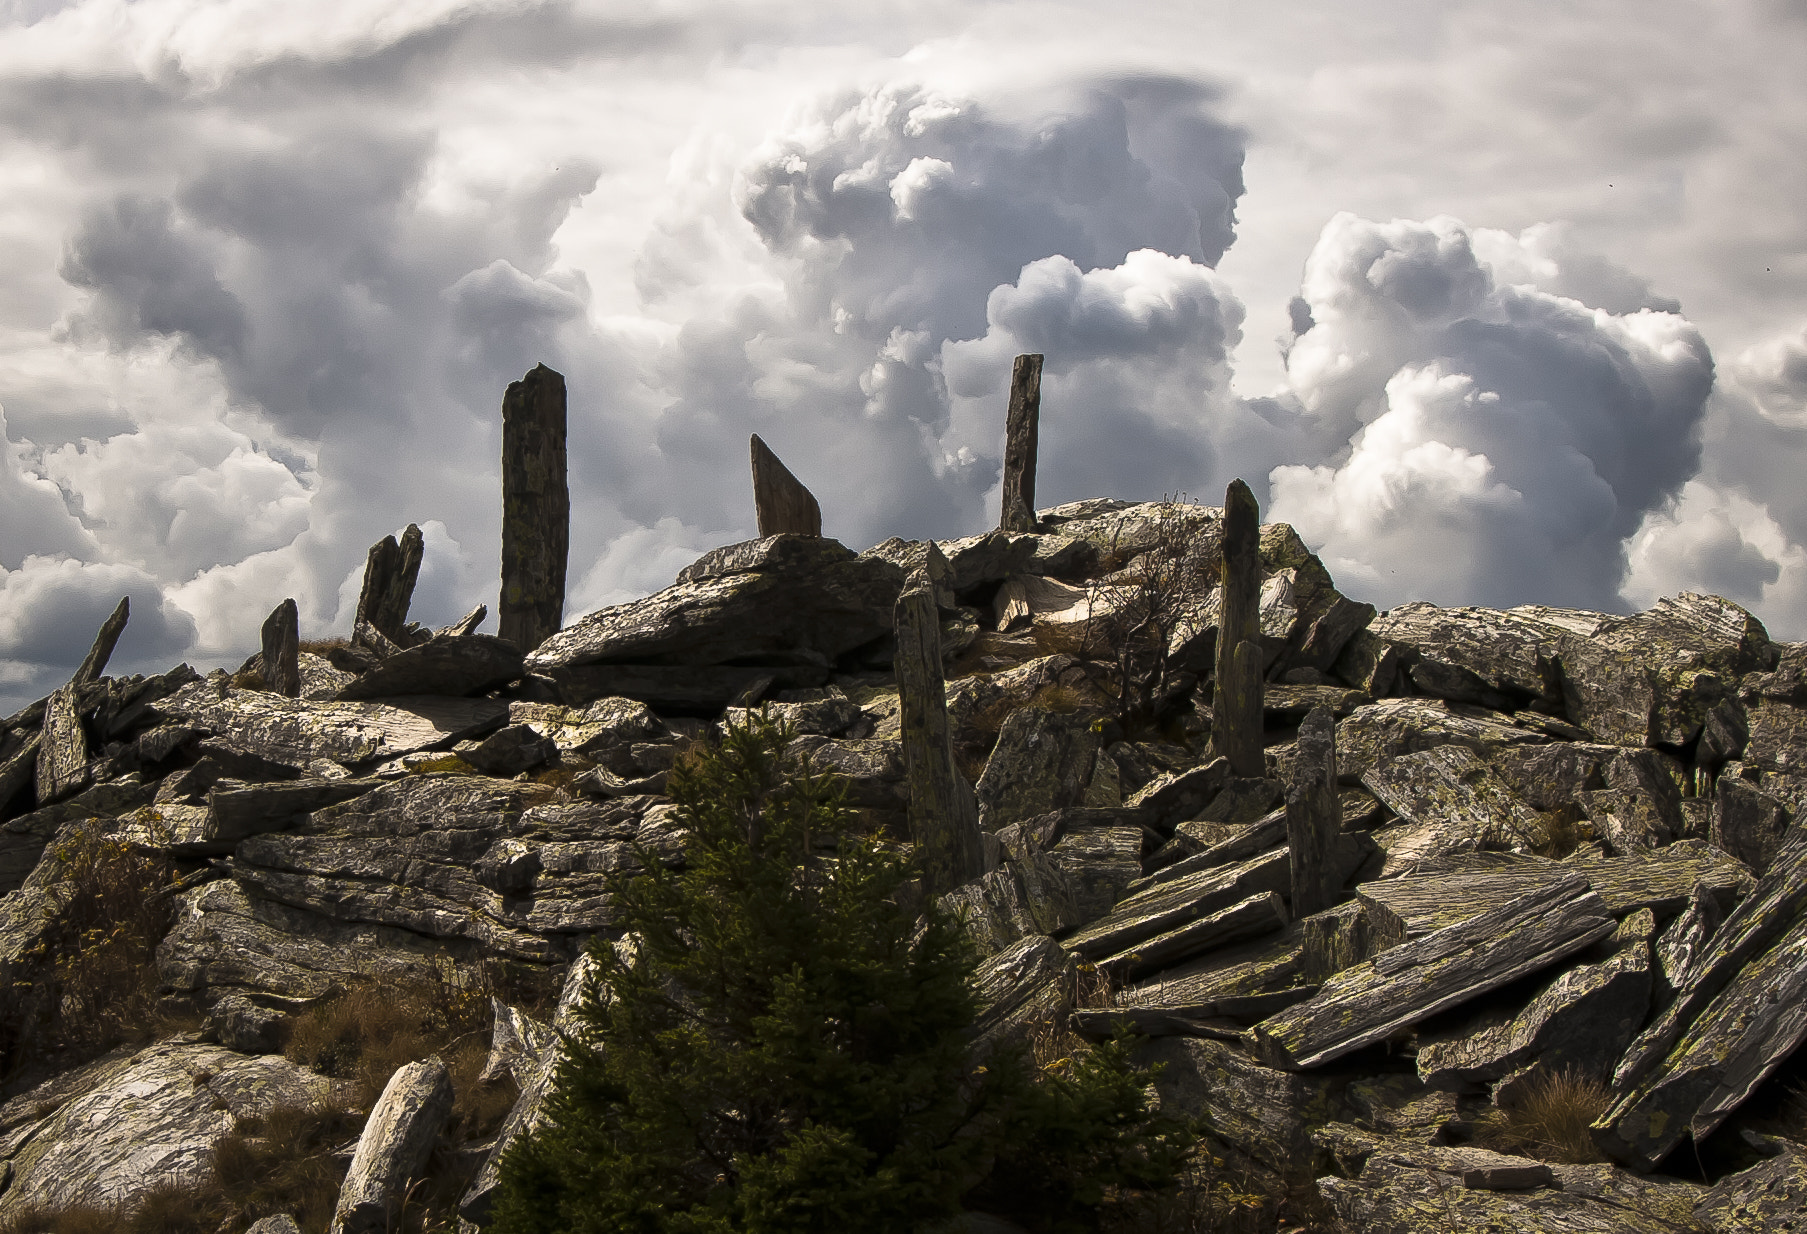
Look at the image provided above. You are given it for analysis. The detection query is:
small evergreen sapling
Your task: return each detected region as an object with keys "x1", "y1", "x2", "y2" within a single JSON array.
[{"x1": 492, "y1": 711, "x2": 1191, "y2": 1233}]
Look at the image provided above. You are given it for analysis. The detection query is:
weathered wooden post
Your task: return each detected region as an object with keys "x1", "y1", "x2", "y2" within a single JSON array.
[
  {"x1": 894, "y1": 549, "x2": 985, "y2": 897},
  {"x1": 353, "y1": 524, "x2": 423, "y2": 650},
  {"x1": 35, "y1": 596, "x2": 128, "y2": 803},
  {"x1": 750, "y1": 434, "x2": 822, "y2": 537},
  {"x1": 1213, "y1": 478, "x2": 1264, "y2": 776},
  {"x1": 261, "y1": 598, "x2": 301, "y2": 697},
  {"x1": 998, "y1": 353, "x2": 1043, "y2": 533},
  {"x1": 499, "y1": 363, "x2": 569, "y2": 653},
  {"x1": 1287, "y1": 705, "x2": 1339, "y2": 917}
]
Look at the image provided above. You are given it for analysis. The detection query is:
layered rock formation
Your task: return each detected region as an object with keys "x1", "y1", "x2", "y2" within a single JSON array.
[{"x1": 3, "y1": 490, "x2": 1807, "y2": 1231}]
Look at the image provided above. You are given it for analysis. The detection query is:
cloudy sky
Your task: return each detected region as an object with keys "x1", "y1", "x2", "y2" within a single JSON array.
[{"x1": 2, "y1": 0, "x2": 1805, "y2": 710}]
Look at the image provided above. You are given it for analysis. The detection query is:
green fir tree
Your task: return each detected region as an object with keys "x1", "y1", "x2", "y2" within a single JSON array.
[{"x1": 491, "y1": 710, "x2": 1191, "y2": 1234}]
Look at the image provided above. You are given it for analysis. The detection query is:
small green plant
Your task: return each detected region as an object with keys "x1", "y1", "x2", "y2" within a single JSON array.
[{"x1": 491, "y1": 710, "x2": 1193, "y2": 1233}]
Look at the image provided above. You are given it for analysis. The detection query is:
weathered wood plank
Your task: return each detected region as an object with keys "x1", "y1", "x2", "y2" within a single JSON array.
[
  {"x1": 1250, "y1": 871, "x2": 1616, "y2": 1070},
  {"x1": 895, "y1": 570, "x2": 984, "y2": 897},
  {"x1": 1213, "y1": 479, "x2": 1263, "y2": 776},
  {"x1": 1288, "y1": 706, "x2": 1339, "y2": 917},
  {"x1": 498, "y1": 364, "x2": 569, "y2": 653},
  {"x1": 750, "y1": 433, "x2": 822, "y2": 538},
  {"x1": 261, "y1": 598, "x2": 301, "y2": 698},
  {"x1": 998, "y1": 353, "x2": 1043, "y2": 534}
]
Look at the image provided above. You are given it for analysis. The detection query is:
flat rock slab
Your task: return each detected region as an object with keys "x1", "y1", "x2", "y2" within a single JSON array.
[
  {"x1": 1137, "y1": 1036, "x2": 1343, "y2": 1180},
  {"x1": 1558, "y1": 593, "x2": 1773, "y2": 748},
  {"x1": 1356, "y1": 842, "x2": 1752, "y2": 939},
  {"x1": 231, "y1": 779, "x2": 685, "y2": 963},
  {"x1": 1097, "y1": 891, "x2": 1288, "y2": 982},
  {"x1": 1594, "y1": 903, "x2": 1807, "y2": 1171},
  {"x1": 158, "y1": 879, "x2": 495, "y2": 1005},
  {"x1": 974, "y1": 707, "x2": 1099, "y2": 830},
  {"x1": 1693, "y1": 1137, "x2": 1807, "y2": 1231},
  {"x1": 1369, "y1": 601, "x2": 1567, "y2": 704},
  {"x1": 541, "y1": 663, "x2": 829, "y2": 710},
  {"x1": 1416, "y1": 941, "x2": 1653, "y2": 1089},
  {"x1": 1315, "y1": 1124, "x2": 1705, "y2": 1234},
  {"x1": 1337, "y1": 699, "x2": 1548, "y2": 783},
  {"x1": 1061, "y1": 847, "x2": 1291, "y2": 962},
  {"x1": 524, "y1": 546, "x2": 903, "y2": 670},
  {"x1": 1089, "y1": 901, "x2": 1394, "y2": 1029},
  {"x1": 335, "y1": 635, "x2": 524, "y2": 701},
  {"x1": 1361, "y1": 744, "x2": 1544, "y2": 856},
  {"x1": 1251, "y1": 872, "x2": 1616, "y2": 1070},
  {"x1": 0, "y1": 1041, "x2": 327, "y2": 1218},
  {"x1": 969, "y1": 934, "x2": 1076, "y2": 1058},
  {"x1": 151, "y1": 683, "x2": 508, "y2": 768}
]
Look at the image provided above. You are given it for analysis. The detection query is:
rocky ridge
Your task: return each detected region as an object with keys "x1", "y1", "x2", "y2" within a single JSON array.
[{"x1": 2, "y1": 490, "x2": 1806, "y2": 1230}]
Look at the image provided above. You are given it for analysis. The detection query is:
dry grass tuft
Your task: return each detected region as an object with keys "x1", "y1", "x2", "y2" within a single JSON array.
[
  {"x1": 285, "y1": 974, "x2": 491, "y2": 1112},
  {"x1": 1477, "y1": 1067, "x2": 1611, "y2": 1164},
  {"x1": 1533, "y1": 807, "x2": 1589, "y2": 859},
  {"x1": 298, "y1": 637, "x2": 349, "y2": 655}
]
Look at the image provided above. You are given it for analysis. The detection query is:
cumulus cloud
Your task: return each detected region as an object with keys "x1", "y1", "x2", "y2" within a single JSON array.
[
  {"x1": 1269, "y1": 213, "x2": 1715, "y2": 612},
  {"x1": 1622, "y1": 478, "x2": 1807, "y2": 632},
  {"x1": 1729, "y1": 324, "x2": 1807, "y2": 428}
]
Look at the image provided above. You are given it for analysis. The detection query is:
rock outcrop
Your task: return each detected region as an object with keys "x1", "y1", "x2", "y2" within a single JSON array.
[{"x1": 4, "y1": 487, "x2": 1807, "y2": 1230}]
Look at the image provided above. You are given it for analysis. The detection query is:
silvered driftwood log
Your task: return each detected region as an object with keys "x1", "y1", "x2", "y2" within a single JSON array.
[
  {"x1": 894, "y1": 575, "x2": 984, "y2": 897},
  {"x1": 998, "y1": 353, "x2": 1043, "y2": 534},
  {"x1": 750, "y1": 433, "x2": 822, "y2": 538},
  {"x1": 330, "y1": 1055, "x2": 454, "y2": 1234},
  {"x1": 1288, "y1": 706, "x2": 1339, "y2": 917},
  {"x1": 1249, "y1": 871, "x2": 1615, "y2": 1070},
  {"x1": 499, "y1": 364, "x2": 569, "y2": 653},
  {"x1": 261, "y1": 598, "x2": 301, "y2": 697},
  {"x1": 1214, "y1": 479, "x2": 1263, "y2": 776}
]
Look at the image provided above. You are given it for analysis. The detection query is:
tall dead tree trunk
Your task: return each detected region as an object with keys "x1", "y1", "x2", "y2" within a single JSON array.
[
  {"x1": 499, "y1": 364, "x2": 569, "y2": 653},
  {"x1": 999, "y1": 353, "x2": 1043, "y2": 534},
  {"x1": 750, "y1": 434, "x2": 822, "y2": 537}
]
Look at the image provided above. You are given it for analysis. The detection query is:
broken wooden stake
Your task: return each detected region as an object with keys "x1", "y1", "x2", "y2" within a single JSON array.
[
  {"x1": 1214, "y1": 479, "x2": 1264, "y2": 776},
  {"x1": 499, "y1": 363, "x2": 569, "y2": 653},
  {"x1": 750, "y1": 434, "x2": 822, "y2": 537},
  {"x1": 894, "y1": 551, "x2": 985, "y2": 898},
  {"x1": 260, "y1": 599, "x2": 301, "y2": 698},
  {"x1": 999, "y1": 353, "x2": 1043, "y2": 533},
  {"x1": 1288, "y1": 706, "x2": 1339, "y2": 918}
]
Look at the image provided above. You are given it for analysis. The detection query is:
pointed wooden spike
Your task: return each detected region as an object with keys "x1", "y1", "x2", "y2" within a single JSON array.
[
  {"x1": 499, "y1": 364, "x2": 570, "y2": 653},
  {"x1": 750, "y1": 434, "x2": 822, "y2": 538},
  {"x1": 999, "y1": 353, "x2": 1043, "y2": 533}
]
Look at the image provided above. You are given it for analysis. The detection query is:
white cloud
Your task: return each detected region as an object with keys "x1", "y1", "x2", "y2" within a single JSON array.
[
  {"x1": 1269, "y1": 213, "x2": 1714, "y2": 613},
  {"x1": 1622, "y1": 478, "x2": 1807, "y2": 636}
]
